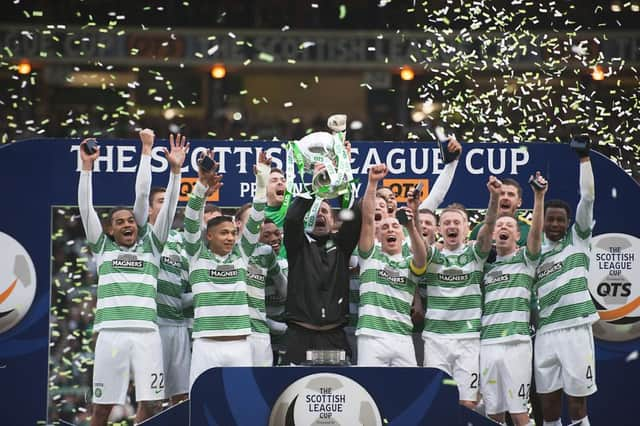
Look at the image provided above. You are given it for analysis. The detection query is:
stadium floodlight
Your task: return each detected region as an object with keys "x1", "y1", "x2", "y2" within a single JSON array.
[
  {"x1": 400, "y1": 66, "x2": 415, "y2": 81},
  {"x1": 17, "y1": 59, "x2": 31, "y2": 75},
  {"x1": 210, "y1": 63, "x2": 227, "y2": 79},
  {"x1": 591, "y1": 65, "x2": 605, "y2": 81}
]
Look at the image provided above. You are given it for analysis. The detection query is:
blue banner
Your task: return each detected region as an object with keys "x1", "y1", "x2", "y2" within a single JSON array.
[{"x1": 0, "y1": 138, "x2": 638, "y2": 425}]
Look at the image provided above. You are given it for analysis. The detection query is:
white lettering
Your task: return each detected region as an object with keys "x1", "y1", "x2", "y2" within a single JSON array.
[
  {"x1": 213, "y1": 147, "x2": 233, "y2": 173},
  {"x1": 466, "y1": 148, "x2": 484, "y2": 174},
  {"x1": 94, "y1": 145, "x2": 114, "y2": 172},
  {"x1": 116, "y1": 146, "x2": 137, "y2": 173},
  {"x1": 151, "y1": 146, "x2": 168, "y2": 172},
  {"x1": 511, "y1": 148, "x2": 529, "y2": 175},
  {"x1": 409, "y1": 148, "x2": 429, "y2": 174},
  {"x1": 235, "y1": 147, "x2": 253, "y2": 173},
  {"x1": 432, "y1": 147, "x2": 444, "y2": 173},
  {"x1": 240, "y1": 182, "x2": 255, "y2": 198},
  {"x1": 361, "y1": 148, "x2": 382, "y2": 174},
  {"x1": 387, "y1": 148, "x2": 406, "y2": 173},
  {"x1": 70, "y1": 145, "x2": 82, "y2": 172},
  {"x1": 487, "y1": 148, "x2": 507, "y2": 175},
  {"x1": 265, "y1": 147, "x2": 284, "y2": 170}
]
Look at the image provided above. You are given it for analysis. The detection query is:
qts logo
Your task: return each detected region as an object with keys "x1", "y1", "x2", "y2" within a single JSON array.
[
  {"x1": 588, "y1": 233, "x2": 640, "y2": 342},
  {"x1": 0, "y1": 232, "x2": 36, "y2": 334},
  {"x1": 179, "y1": 177, "x2": 219, "y2": 202},
  {"x1": 382, "y1": 178, "x2": 429, "y2": 203}
]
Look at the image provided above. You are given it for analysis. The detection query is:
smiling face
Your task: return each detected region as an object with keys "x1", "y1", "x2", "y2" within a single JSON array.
[
  {"x1": 439, "y1": 209, "x2": 468, "y2": 251},
  {"x1": 544, "y1": 207, "x2": 569, "y2": 242},
  {"x1": 493, "y1": 215, "x2": 520, "y2": 255},
  {"x1": 378, "y1": 217, "x2": 405, "y2": 255},
  {"x1": 267, "y1": 170, "x2": 286, "y2": 207},
  {"x1": 259, "y1": 222, "x2": 282, "y2": 255},
  {"x1": 377, "y1": 187, "x2": 397, "y2": 214},
  {"x1": 207, "y1": 220, "x2": 237, "y2": 256},
  {"x1": 498, "y1": 183, "x2": 522, "y2": 216},
  {"x1": 312, "y1": 201, "x2": 335, "y2": 236},
  {"x1": 418, "y1": 211, "x2": 438, "y2": 245},
  {"x1": 109, "y1": 209, "x2": 138, "y2": 247}
]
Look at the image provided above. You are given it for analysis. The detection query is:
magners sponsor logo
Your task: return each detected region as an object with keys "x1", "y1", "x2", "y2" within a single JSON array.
[
  {"x1": 485, "y1": 274, "x2": 510, "y2": 286},
  {"x1": 209, "y1": 269, "x2": 239, "y2": 278},
  {"x1": 378, "y1": 269, "x2": 407, "y2": 284},
  {"x1": 161, "y1": 255, "x2": 181, "y2": 268},
  {"x1": 112, "y1": 254, "x2": 143, "y2": 268},
  {"x1": 538, "y1": 262, "x2": 562, "y2": 279},
  {"x1": 249, "y1": 272, "x2": 265, "y2": 283},
  {"x1": 438, "y1": 273, "x2": 469, "y2": 282}
]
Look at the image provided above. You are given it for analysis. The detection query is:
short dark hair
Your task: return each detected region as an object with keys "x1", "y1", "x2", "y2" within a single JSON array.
[
  {"x1": 108, "y1": 206, "x2": 133, "y2": 224},
  {"x1": 263, "y1": 218, "x2": 275, "y2": 226},
  {"x1": 234, "y1": 203, "x2": 252, "y2": 222},
  {"x1": 270, "y1": 168, "x2": 284, "y2": 176},
  {"x1": 149, "y1": 186, "x2": 166, "y2": 206},
  {"x1": 204, "y1": 204, "x2": 222, "y2": 215},
  {"x1": 501, "y1": 178, "x2": 522, "y2": 198},
  {"x1": 206, "y1": 215, "x2": 234, "y2": 230},
  {"x1": 544, "y1": 199, "x2": 572, "y2": 218}
]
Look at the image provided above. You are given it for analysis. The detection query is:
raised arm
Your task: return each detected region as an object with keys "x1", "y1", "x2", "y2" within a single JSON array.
[
  {"x1": 359, "y1": 164, "x2": 388, "y2": 254},
  {"x1": 284, "y1": 195, "x2": 314, "y2": 254},
  {"x1": 575, "y1": 158, "x2": 595, "y2": 235},
  {"x1": 238, "y1": 152, "x2": 270, "y2": 259},
  {"x1": 183, "y1": 150, "x2": 222, "y2": 259},
  {"x1": 133, "y1": 128, "x2": 154, "y2": 227},
  {"x1": 476, "y1": 176, "x2": 502, "y2": 254},
  {"x1": 404, "y1": 188, "x2": 428, "y2": 272},
  {"x1": 527, "y1": 172, "x2": 548, "y2": 256},
  {"x1": 152, "y1": 134, "x2": 188, "y2": 246},
  {"x1": 419, "y1": 137, "x2": 461, "y2": 211},
  {"x1": 77, "y1": 139, "x2": 103, "y2": 246}
]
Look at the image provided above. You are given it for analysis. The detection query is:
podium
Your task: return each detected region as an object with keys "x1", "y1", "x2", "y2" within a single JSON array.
[{"x1": 145, "y1": 367, "x2": 496, "y2": 425}]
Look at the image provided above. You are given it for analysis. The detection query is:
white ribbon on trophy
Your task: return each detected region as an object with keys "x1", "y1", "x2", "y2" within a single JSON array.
[{"x1": 285, "y1": 114, "x2": 357, "y2": 232}]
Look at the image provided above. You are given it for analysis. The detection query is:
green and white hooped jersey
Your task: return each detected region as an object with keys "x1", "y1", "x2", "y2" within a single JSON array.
[
  {"x1": 156, "y1": 229, "x2": 189, "y2": 327},
  {"x1": 356, "y1": 246, "x2": 420, "y2": 338},
  {"x1": 421, "y1": 244, "x2": 488, "y2": 339},
  {"x1": 91, "y1": 231, "x2": 163, "y2": 332},
  {"x1": 247, "y1": 244, "x2": 283, "y2": 335},
  {"x1": 183, "y1": 183, "x2": 265, "y2": 338},
  {"x1": 535, "y1": 224, "x2": 599, "y2": 333},
  {"x1": 265, "y1": 256, "x2": 288, "y2": 345},
  {"x1": 481, "y1": 247, "x2": 539, "y2": 344}
]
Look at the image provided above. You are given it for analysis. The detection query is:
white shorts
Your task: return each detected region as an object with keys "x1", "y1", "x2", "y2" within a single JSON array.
[
  {"x1": 356, "y1": 334, "x2": 417, "y2": 367},
  {"x1": 159, "y1": 325, "x2": 191, "y2": 397},
  {"x1": 93, "y1": 329, "x2": 164, "y2": 404},
  {"x1": 248, "y1": 333, "x2": 273, "y2": 367},
  {"x1": 480, "y1": 340, "x2": 532, "y2": 415},
  {"x1": 423, "y1": 333, "x2": 479, "y2": 402},
  {"x1": 534, "y1": 325, "x2": 597, "y2": 396},
  {"x1": 189, "y1": 338, "x2": 252, "y2": 389}
]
